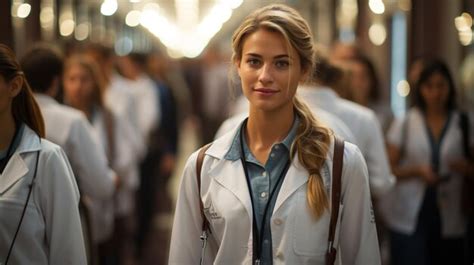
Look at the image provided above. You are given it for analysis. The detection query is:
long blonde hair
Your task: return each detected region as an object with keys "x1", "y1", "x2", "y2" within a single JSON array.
[{"x1": 231, "y1": 4, "x2": 332, "y2": 218}]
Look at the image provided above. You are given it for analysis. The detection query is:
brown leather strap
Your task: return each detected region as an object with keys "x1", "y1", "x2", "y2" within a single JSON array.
[
  {"x1": 326, "y1": 136, "x2": 344, "y2": 265},
  {"x1": 102, "y1": 108, "x2": 116, "y2": 166},
  {"x1": 196, "y1": 143, "x2": 212, "y2": 232}
]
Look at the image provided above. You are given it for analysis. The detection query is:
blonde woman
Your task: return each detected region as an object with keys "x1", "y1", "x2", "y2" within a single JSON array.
[{"x1": 169, "y1": 4, "x2": 380, "y2": 265}]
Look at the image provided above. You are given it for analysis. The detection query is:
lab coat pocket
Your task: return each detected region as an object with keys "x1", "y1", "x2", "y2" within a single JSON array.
[{"x1": 292, "y1": 192, "x2": 329, "y2": 257}]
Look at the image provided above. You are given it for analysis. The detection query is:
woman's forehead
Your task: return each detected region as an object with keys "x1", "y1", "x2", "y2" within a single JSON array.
[{"x1": 241, "y1": 29, "x2": 297, "y2": 58}]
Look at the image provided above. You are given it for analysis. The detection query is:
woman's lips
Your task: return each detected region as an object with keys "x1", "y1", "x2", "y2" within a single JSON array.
[{"x1": 254, "y1": 88, "x2": 278, "y2": 95}]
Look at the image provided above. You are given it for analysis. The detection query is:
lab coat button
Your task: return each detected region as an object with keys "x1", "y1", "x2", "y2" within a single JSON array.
[
  {"x1": 276, "y1": 251, "x2": 284, "y2": 260},
  {"x1": 273, "y1": 219, "x2": 283, "y2": 225}
]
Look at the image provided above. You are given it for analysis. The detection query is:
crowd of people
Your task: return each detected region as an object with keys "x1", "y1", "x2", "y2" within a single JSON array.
[{"x1": 0, "y1": 3, "x2": 473, "y2": 265}]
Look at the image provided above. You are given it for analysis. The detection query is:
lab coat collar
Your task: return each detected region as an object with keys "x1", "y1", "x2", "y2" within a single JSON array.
[
  {"x1": 205, "y1": 124, "x2": 333, "y2": 219},
  {"x1": 34, "y1": 93, "x2": 59, "y2": 107},
  {"x1": 0, "y1": 126, "x2": 41, "y2": 194}
]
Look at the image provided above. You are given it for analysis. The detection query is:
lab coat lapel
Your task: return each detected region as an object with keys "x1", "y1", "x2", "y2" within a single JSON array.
[
  {"x1": 210, "y1": 159, "x2": 253, "y2": 221},
  {"x1": 0, "y1": 126, "x2": 40, "y2": 194},
  {"x1": 0, "y1": 154, "x2": 29, "y2": 194},
  {"x1": 273, "y1": 157, "x2": 308, "y2": 214}
]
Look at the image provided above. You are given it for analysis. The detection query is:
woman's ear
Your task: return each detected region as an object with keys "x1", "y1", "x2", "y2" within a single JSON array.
[{"x1": 8, "y1": 76, "x2": 23, "y2": 98}]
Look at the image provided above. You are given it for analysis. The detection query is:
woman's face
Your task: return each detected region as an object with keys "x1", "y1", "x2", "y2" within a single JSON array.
[
  {"x1": 420, "y1": 71, "x2": 450, "y2": 110},
  {"x1": 0, "y1": 75, "x2": 20, "y2": 117},
  {"x1": 236, "y1": 28, "x2": 306, "y2": 113},
  {"x1": 63, "y1": 64, "x2": 95, "y2": 110},
  {"x1": 0, "y1": 76, "x2": 11, "y2": 116}
]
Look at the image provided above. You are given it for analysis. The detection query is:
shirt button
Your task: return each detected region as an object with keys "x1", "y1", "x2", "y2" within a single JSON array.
[
  {"x1": 260, "y1": 192, "x2": 267, "y2": 198},
  {"x1": 263, "y1": 239, "x2": 269, "y2": 244},
  {"x1": 262, "y1": 172, "x2": 267, "y2": 177},
  {"x1": 270, "y1": 153, "x2": 275, "y2": 158},
  {"x1": 274, "y1": 219, "x2": 283, "y2": 225},
  {"x1": 275, "y1": 145, "x2": 280, "y2": 150}
]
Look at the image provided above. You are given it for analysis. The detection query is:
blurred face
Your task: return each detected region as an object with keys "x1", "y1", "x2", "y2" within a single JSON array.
[
  {"x1": 420, "y1": 72, "x2": 450, "y2": 110},
  {"x1": 350, "y1": 61, "x2": 371, "y2": 104},
  {"x1": 236, "y1": 28, "x2": 306, "y2": 113},
  {"x1": 0, "y1": 75, "x2": 21, "y2": 117},
  {"x1": 63, "y1": 64, "x2": 95, "y2": 110}
]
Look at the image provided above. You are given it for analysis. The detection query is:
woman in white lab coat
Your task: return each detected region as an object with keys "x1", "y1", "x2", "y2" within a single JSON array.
[
  {"x1": 0, "y1": 44, "x2": 86, "y2": 264},
  {"x1": 62, "y1": 54, "x2": 137, "y2": 262},
  {"x1": 169, "y1": 4, "x2": 380, "y2": 265},
  {"x1": 382, "y1": 59, "x2": 474, "y2": 265}
]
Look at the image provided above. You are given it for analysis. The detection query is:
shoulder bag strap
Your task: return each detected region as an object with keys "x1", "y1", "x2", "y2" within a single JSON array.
[
  {"x1": 196, "y1": 143, "x2": 212, "y2": 232},
  {"x1": 326, "y1": 136, "x2": 345, "y2": 265},
  {"x1": 102, "y1": 108, "x2": 116, "y2": 166}
]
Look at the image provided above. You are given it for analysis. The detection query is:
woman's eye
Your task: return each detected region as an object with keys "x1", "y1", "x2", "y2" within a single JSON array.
[
  {"x1": 275, "y1": 60, "x2": 289, "y2": 69},
  {"x1": 246, "y1": 58, "x2": 261, "y2": 67}
]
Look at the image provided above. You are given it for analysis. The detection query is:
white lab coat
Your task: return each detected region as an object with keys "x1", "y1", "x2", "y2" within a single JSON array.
[
  {"x1": 297, "y1": 86, "x2": 395, "y2": 198},
  {"x1": 125, "y1": 74, "x2": 161, "y2": 142},
  {"x1": 35, "y1": 94, "x2": 115, "y2": 200},
  {"x1": 169, "y1": 126, "x2": 381, "y2": 265},
  {"x1": 380, "y1": 108, "x2": 474, "y2": 237},
  {"x1": 0, "y1": 126, "x2": 87, "y2": 264},
  {"x1": 106, "y1": 73, "x2": 146, "y2": 161},
  {"x1": 89, "y1": 108, "x2": 138, "y2": 242}
]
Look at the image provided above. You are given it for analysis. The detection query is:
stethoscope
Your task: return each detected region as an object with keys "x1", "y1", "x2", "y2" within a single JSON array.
[
  {"x1": 1, "y1": 124, "x2": 41, "y2": 265},
  {"x1": 239, "y1": 120, "x2": 291, "y2": 265}
]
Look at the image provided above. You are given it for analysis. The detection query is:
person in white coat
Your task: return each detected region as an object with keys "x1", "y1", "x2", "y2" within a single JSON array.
[
  {"x1": 0, "y1": 44, "x2": 86, "y2": 264},
  {"x1": 169, "y1": 4, "x2": 380, "y2": 265},
  {"x1": 20, "y1": 45, "x2": 117, "y2": 201},
  {"x1": 62, "y1": 54, "x2": 138, "y2": 263},
  {"x1": 381, "y1": 59, "x2": 474, "y2": 265},
  {"x1": 297, "y1": 67, "x2": 395, "y2": 199}
]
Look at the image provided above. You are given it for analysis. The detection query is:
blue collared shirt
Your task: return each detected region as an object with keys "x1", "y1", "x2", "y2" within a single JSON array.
[{"x1": 224, "y1": 116, "x2": 299, "y2": 264}]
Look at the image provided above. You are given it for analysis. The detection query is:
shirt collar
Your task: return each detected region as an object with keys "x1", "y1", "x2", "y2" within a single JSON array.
[{"x1": 224, "y1": 115, "x2": 300, "y2": 161}]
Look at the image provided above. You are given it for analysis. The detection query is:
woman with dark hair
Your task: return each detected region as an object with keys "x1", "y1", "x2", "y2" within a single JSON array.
[
  {"x1": 381, "y1": 59, "x2": 474, "y2": 265},
  {"x1": 349, "y1": 54, "x2": 394, "y2": 133},
  {"x1": 0, "y1": 44, "x2": 86, "y2": 264}
]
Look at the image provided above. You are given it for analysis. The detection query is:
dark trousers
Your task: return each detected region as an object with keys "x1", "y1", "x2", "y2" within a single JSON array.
[{"x1": 390, "y1": 187, "x2": 464, "y2": 265}]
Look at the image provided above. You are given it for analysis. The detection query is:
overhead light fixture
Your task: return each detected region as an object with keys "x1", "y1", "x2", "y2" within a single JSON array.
[
  {"x1": 101, "y1": 0, "x2": 117, "y2": 16},
  {"x1": 17, "y1": 3, "x2": 31, "y2": 18},
  {"x1": 369, "y1": 0, "x2": 385, "y2": 15}
]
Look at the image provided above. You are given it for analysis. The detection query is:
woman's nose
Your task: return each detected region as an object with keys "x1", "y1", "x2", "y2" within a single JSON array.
[{"x1": 258, "y1": 64, "x2": 273, "y2": 84}]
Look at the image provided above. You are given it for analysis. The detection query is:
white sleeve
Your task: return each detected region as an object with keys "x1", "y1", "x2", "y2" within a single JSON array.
[
  {"x1": 169, "y1": 151, "x2": 216, "y2": 264},
  {"x1": 363, "y1": 113, "x2": 395, "y2": 198},
  {"x1": 67, "y1": 117, "x2": 115, "y2": 200},
  {"x1": 137, "y1": 81, "x2": 160, "y2": 140},
  {"x1": 339, "y1": 144, "x2": 381, "y2": 265},
  {"x1": 40, "y1": 146, "x2": 87, "y2": 264}
]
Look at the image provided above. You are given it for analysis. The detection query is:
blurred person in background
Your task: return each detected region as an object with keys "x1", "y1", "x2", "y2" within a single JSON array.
[
  {"x1": 169, "y1": 4, "x2": 380, "y2": 264},
  {"x1": 116, "y1": 53, "x2": 160, "y2": 142},
  {"x1": 20, "y1": 44, "x2": 117, "y2": 264},
  {"x1": 0, "y1": 43, "x2": 86, "y2": 264},
  {"x1": 381, "y1": 59, "x2": 474, "y2": 265},
  {"x1": 199, "y1": 45, "x2": 232, "y2": 144},
  {"x1": 298, "y1": 50, "x2": 395, "y2": 200},
  {"x1": 62, "y1": 54, "x2": 138, "y2": 265},
  {"x1": 348, "y1": 54, "x2": 394, "y2": 134}
]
